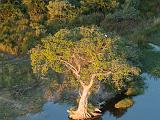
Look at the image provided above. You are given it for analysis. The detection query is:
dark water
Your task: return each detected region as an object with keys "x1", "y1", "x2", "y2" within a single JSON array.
[{"x1": 17, "y1": 73, "x2": 160, "y2": 120}]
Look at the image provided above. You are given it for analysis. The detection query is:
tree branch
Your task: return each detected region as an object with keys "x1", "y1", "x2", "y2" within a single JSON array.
[
  {"x1": 72, "y1": 54, "x2": 81, "y2": 73},
  {"x1": 60, "y1": 59, "x2": 81, "y2": 80},
  {"x1": 60, "y1": 59, "x2": 78, "y2": 72},
  {"x1": 87, "y1": 71, "x2": 112, "y2": 89},
  {"x1": 79, "y1": 89, "x2": 82, "y2": 97},
  {"x1": 93, "y1": 71, "x2": 112, "y2": 78},
  {"x1": 79, "y1": 79, "x2": 85, "y2": 88},
  {"x1": 87, "y1": 74, "x2": 96, "y2": 89}
]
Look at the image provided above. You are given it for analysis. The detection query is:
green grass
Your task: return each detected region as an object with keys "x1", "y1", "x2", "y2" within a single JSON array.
[
  {"x1": 124, "y1": 17, "x2": 160, "y2": 77},
  {"x1": 126, "y1": 17, "x2": 160, "y2": 47},
  {"x1": 140, "y1": 49, "x2": 160, "y2": 77}
]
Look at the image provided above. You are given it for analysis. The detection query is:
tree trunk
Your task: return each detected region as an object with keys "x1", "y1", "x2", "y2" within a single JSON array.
[
  {"x1": 68, "y1": 77, "x2": 101, "y2": 119},
  {"x1": 69, "y1": 86, "x2": 92, "y2": 119},
  {"x1": 77, "y1": 87, "x2": 90, "y2": 114}
]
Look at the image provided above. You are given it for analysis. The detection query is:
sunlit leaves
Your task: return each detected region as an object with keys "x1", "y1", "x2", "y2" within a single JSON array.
[
  {"x1": 47, "y1": 0, "x2": 77, "y2": 21},
  {"x1": 30, "y1": 26, "x2": 140, "y2": 91},
  {"x1": 80, "y1": 0, "x2": 118, "y2": 14}
]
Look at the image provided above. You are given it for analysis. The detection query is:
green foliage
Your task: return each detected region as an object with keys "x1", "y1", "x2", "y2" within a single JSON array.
[
  {"x1": 139, "y1": 0, "x2": 160, "y2": 18},
  {"x1": 0, "y1": 4, "x2": 30, "y2": 54},
  {"x1": 0, "y1": 0, "x2": 159, "y2": 56},
  {"x1": 46, "y1": 20, "x2": 69, "y2": 34},
  {"x1": 73, "y1": 12, "x2": 104, "y2": 26},
  {"x1": 0, "y1": 1, "x2": 47, "y2": 55},
  {"x1": 0, "y1": 60, "x2": 38, "y2": 88},
  {"x1": 126, "y1": 17, "x2": 160, "y2": 77},
  {"x1": 100, "y1": 0, "x2": 141, "y2": 35},
  {"x1": 23, "y1": 0, "x2": 47, "y2": 36},
  {"x1": 47, "y1": 0, "x2": 77, "y2": 21},
  {"x1": 79, "y1": 0, "x2": 118, "y2": 14},
  {"x1": 100, "y1": 17, "x2": 139, "y2": 35},
  {"x1": 104, "y1": 0, "x2": 140, "y2": 19},
  {"x1": 125, "y1": 87, "x2": 144, "y2": 96},
  {"x1": 141, "y1": 49, "x2": 160, "y2": 77},
  {"x1": 25, "y1": 0, "x2": 46, "y2": 22},
  {"x1": 128, "y1": 17, "x2": 160, "y2": 47},
  {"x1": 30, "y1": 26, "x2": 140, "y2": 91}
]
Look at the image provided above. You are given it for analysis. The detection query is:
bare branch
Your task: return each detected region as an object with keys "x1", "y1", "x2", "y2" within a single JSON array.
[
  {"x1": 79, "y1": 89, "x2": 82, "y2": 97},
  {"x1": 60, "y1": 59, "x2": 81, "y2": 80},
  {"x1": 87, "y1": 74, "x2": 96, "y2": 89},
  {"x1": 72, "y1": 54, "x2": 81, "y2": 73},
  {"x1": 60, "y1": 59, "x2": 78, "y2": 72},
  {"x1": 78, "y1": 54, "x2": 85, "y2": 61},
  {"x1": 87, "y1": 71, "x2": 112, "y2": 89},
  {"x1": 79, "y1": 80, "x2": 85, "y2": 88}
]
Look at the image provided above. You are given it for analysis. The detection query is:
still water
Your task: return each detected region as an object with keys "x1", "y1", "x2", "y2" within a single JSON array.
[
  {"x1": 102, "y1": 73, "x2": 160, "y2": 120},
  {"x1": 18, "y1": 73, "x2": 160, "y2": 120}
]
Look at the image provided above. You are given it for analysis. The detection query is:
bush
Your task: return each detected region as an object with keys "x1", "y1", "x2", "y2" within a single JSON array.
[
  {"x1": 115, "y1": 98, "x2": 134, "y2": 108},
  {"x1": 125, "y1": 87, "x2": 143, "y2": 96}
]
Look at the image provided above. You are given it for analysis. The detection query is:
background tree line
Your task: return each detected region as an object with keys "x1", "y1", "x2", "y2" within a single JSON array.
[{"x1": 0, "y1": 0, "x2": 159, "y2": 55}]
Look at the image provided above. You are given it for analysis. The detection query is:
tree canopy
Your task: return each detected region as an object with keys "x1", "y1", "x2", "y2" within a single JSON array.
[{"x1": 31, "y1": 27, "x2": 139, "y2": 90}]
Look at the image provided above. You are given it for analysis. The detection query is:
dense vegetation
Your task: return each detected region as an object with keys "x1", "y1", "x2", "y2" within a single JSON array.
[
  {"x1": 0, "y1": 0, "x2": 159, "y2": 56},
  {"x1": 0, "y1": 0, "x2": 160, "y2": 119}
]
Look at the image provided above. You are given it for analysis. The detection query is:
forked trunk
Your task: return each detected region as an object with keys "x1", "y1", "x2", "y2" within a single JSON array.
[
  {"x1": 77, "y1": 86, "x2": 90, "y2": 114},
  {"x1": 68, "y1": 77, "x2": 101, "y2": 119},
  {"x1": 68, "y1": 86, "x2": 92, "y2": 119}
]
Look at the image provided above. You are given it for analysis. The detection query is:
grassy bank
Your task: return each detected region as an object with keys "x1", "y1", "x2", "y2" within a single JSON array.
[{"x1": 140, "y1": 49, "x2": 160, "y2": 77}]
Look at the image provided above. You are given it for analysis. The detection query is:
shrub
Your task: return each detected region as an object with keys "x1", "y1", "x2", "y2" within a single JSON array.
[{"x1": 115, "y1": 98, "x2": 134, "y2": 108}]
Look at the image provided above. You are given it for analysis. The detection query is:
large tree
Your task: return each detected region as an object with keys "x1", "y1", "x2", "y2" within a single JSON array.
[{"x1": 30, "y1": 26, "x2": 140, "y2": 119}]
